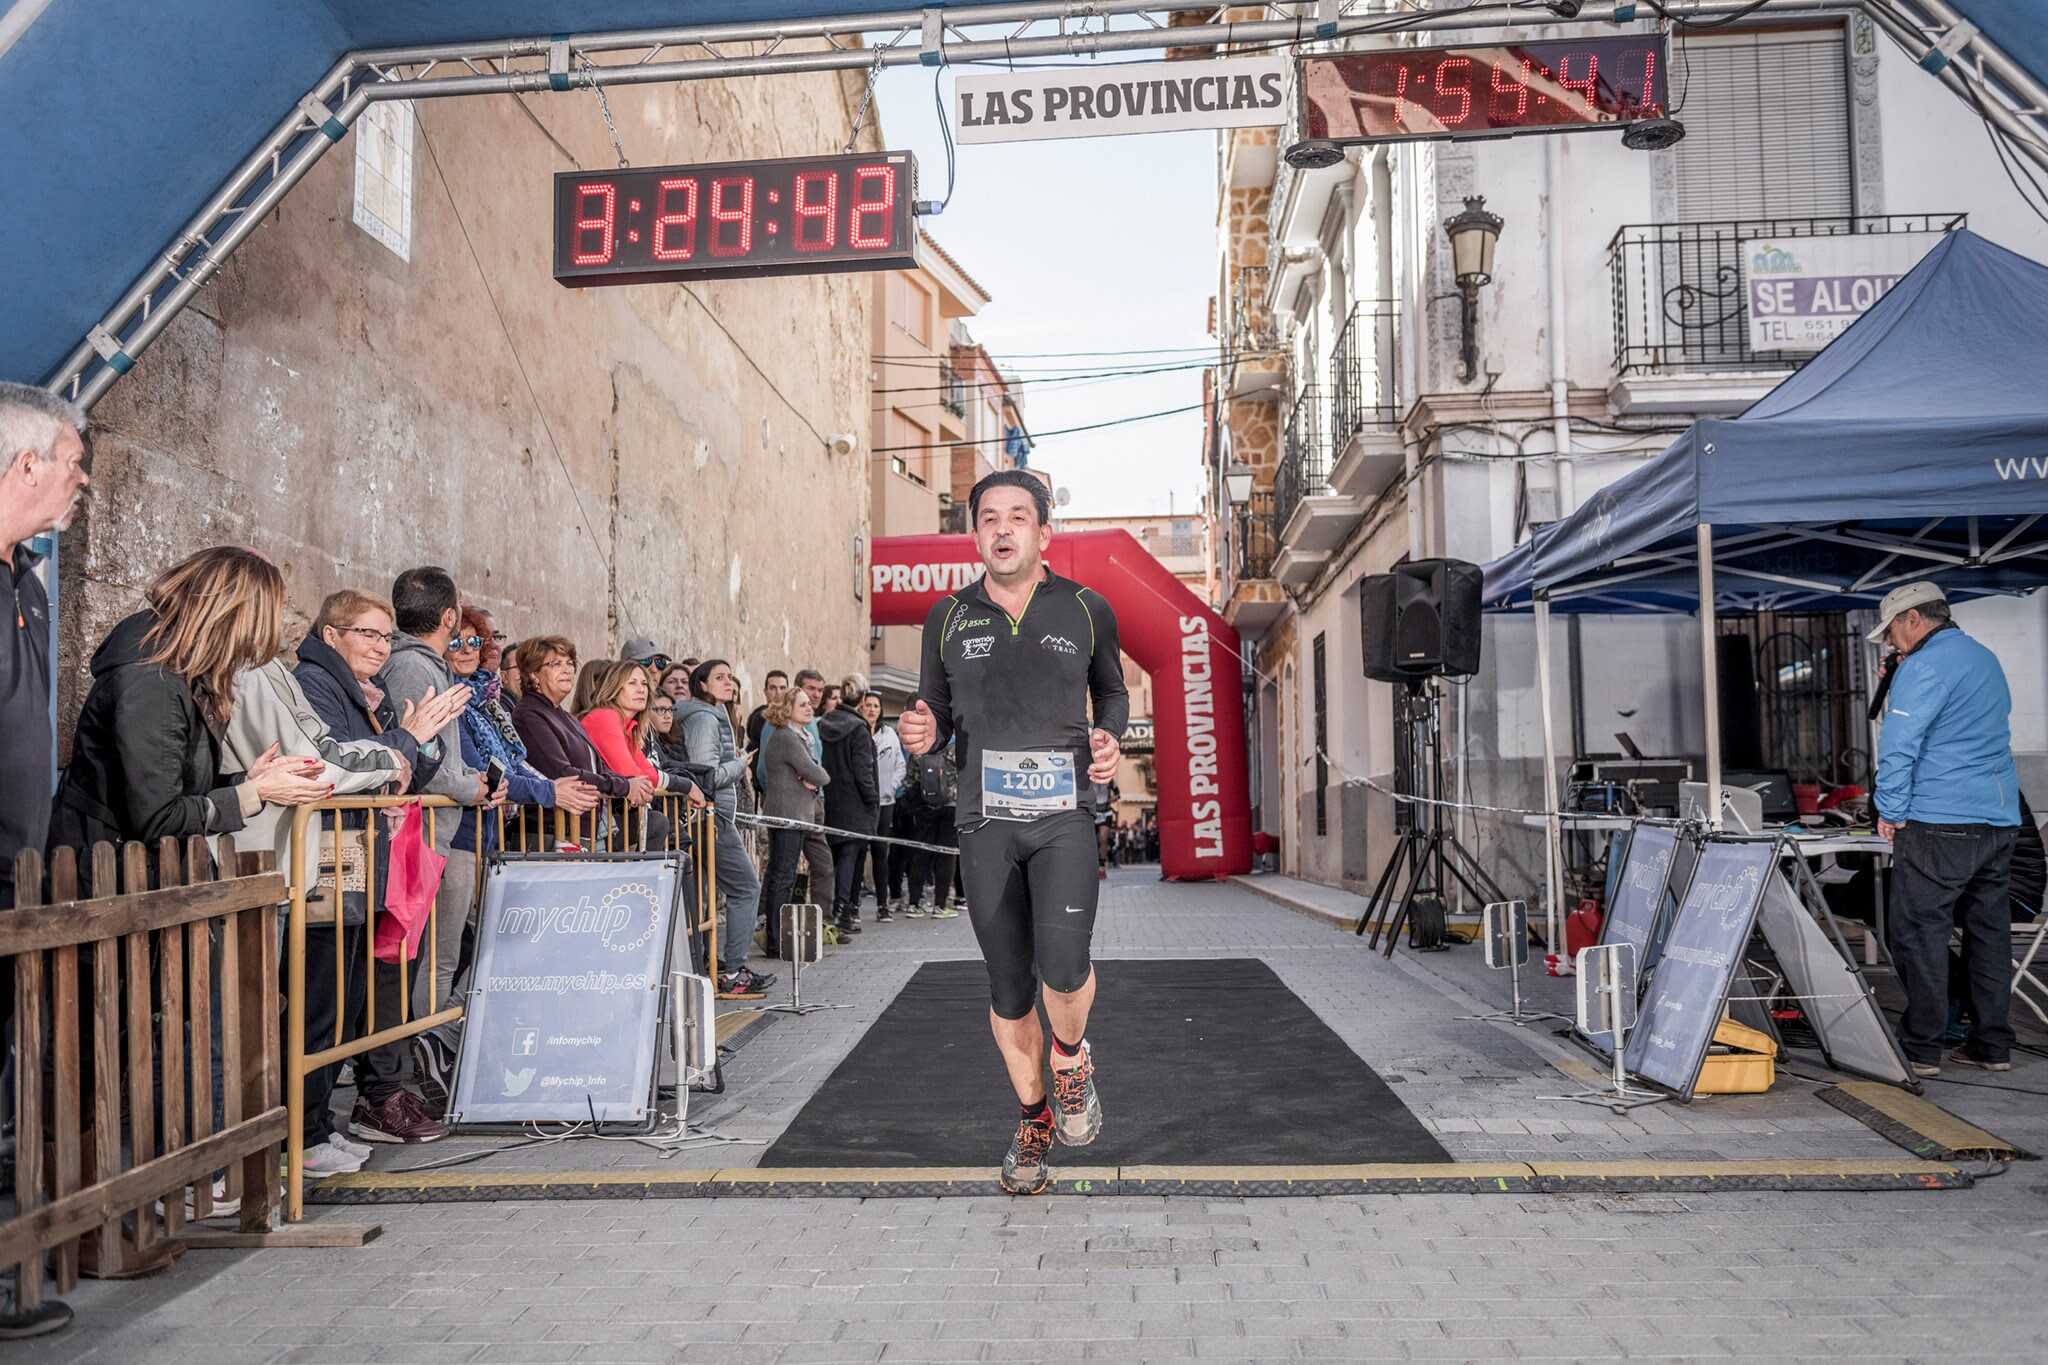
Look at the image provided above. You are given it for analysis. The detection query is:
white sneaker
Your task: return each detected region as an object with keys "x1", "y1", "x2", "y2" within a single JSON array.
[
  {"x1": 329, "y1": 1134, "x2": 373, "y2": 1162},
  {"x1": 299, "y1": 1137, "x2": 366, "y2": 1179}
]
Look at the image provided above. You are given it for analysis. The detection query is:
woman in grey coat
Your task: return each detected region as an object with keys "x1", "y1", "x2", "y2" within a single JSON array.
[{"x1": 759, "y1": 687, "x2": 830, "y2": 955}]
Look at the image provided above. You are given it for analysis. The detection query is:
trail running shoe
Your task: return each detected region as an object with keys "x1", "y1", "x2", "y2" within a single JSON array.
[
  {"x1": 1000, "y1": 1111, "x2": 1056, "y2": 1195},
  {"x1": 1050, "y1": 1043, "x2": 1101, "y2": 1147}
]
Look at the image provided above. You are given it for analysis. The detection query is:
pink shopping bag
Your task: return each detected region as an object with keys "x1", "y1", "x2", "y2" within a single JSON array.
[{"x1": 374, "y1": 803, "x2": 447, "y2": 964}]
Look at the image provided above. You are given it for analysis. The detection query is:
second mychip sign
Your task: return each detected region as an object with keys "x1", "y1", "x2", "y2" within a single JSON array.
[{"x1": 954, "y1": 56, "x2": 1289, "y2": 144}]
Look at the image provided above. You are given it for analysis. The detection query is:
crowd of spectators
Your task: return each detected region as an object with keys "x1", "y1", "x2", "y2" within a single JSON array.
[{"x1": 34, "y1": 545, "x2": 987, "y2": 1169}]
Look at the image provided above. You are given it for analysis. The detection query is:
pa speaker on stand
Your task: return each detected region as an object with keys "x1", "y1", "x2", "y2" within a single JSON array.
[{"x1": 1352, "y1": 558, "x2": 1505, "y2": 953}]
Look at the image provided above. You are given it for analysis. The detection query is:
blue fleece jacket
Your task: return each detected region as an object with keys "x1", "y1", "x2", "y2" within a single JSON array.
[{"x1": 1874, "y1": 626, "x2": 2020, "y2": 827}]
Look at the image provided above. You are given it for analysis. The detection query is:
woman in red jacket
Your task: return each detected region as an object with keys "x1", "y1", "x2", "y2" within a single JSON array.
[{"x1": 580, "y1": 661, "x2": 668, "y2": 793}]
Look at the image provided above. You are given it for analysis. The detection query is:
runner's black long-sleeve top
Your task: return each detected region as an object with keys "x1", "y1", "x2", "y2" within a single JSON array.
[{"x1": 917, "y1": 567, "x2": 1129, "y2": 822}]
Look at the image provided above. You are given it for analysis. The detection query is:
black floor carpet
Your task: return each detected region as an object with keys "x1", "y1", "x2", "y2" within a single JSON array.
[{"x1": 761, "y1": 957, "x2": 1449, "y2": 1167}]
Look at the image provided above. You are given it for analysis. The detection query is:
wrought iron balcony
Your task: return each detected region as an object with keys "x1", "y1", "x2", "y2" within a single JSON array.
[
  {"x1": 1608, "y1": 214, "x2": 1964, "y2": 376},
  {"x1": 939, "y1": 367, "x2": 969, "y2": 417},
  {"x1": 1234, "y1": 488, "x2": 1277, "y2": 584},
  {"x1": 1230, "y1": 263, "x2": 1280, "y2": 357},
  {"x1": 1274, "y1": 384, "x2": 1328, "y2": 532},
  {"x1": 1330, "y1": 300, "x2": 1399, "y2": 441}
]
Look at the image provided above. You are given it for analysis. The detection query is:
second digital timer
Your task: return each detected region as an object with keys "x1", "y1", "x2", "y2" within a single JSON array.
[{"x1": 552, "y1": 151, "x2": 920, "y2": 287}]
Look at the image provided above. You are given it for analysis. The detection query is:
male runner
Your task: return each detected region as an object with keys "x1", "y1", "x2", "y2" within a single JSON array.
[{"x1": 899, "y1": 469, "x2": 1128, "y2": 1194}]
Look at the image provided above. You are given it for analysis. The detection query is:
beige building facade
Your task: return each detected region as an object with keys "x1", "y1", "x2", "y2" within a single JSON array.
[{"x1": 64, "y1": 60, "x2": 882, "y2": 728}]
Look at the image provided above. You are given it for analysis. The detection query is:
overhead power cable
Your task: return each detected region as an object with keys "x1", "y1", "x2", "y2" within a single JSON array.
[{"x1": 868, "y1": 400, "x2": 1207, "y2": 456}]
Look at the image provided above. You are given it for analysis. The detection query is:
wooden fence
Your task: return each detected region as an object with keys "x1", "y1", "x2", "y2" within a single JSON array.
[{"x1": 1, "y1": 836, "x2": 287, "y2": 1307}]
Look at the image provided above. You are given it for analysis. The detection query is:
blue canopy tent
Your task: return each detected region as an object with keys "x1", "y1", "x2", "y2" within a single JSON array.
[{"x1": 1480, "y1": 228, "x2": 2048, "y2": 925}]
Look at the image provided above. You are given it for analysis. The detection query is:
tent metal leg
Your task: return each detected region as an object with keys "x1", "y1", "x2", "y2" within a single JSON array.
[
  {"x1": 1697, "y1": 524, "x2": 1723, "y2": 832},
  {"x1": 1534, "y1": 595, "x2": 1565, "y2": 951}
]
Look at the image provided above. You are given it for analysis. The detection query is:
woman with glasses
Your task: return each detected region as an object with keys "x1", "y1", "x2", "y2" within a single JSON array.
[
  {"x1": 509, "y1": 637, "x2": 646, "y2": 831},
  {"x1": 289, "y1": 588, "x2": 473, "y2": 1167}
]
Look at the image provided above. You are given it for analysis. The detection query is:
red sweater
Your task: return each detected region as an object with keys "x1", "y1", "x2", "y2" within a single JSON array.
[{"x1": 580, "y1": 708, "x2": 660, "y2": 786}]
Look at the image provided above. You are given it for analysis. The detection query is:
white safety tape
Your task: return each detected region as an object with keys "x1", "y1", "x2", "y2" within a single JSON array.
[{"x1": 734, "y1": 809, "x2": 963, "y2": 856}]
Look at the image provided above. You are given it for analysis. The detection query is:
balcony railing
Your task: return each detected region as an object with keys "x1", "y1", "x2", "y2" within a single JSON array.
[
  {"x1": 1230, "y1": 263, "x2": 1280, "y2": 357},
  {"x1": 939, "y1": 367, "x2": 968, "y2": 417},
  {"x1": 1275, "y1": 383, "x2": 1327, "y2": 531},
  {"x1": 1330, "y1": 300, "x2": 1399, "y2": 440},
  {"x1": 1234, "y1": 488, "x2": 1278, "y2": 583},
  {"x1": 1608, "y1": 213, "x2": 1965, "y2": 376}
]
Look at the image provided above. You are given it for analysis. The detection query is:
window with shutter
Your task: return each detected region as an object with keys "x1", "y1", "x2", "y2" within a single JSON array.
[{"x1": 1673, "y1": 27, "x2": 1852, "y2": 222}]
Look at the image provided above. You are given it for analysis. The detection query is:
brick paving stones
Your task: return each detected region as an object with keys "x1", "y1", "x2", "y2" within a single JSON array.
[{"x1": 20, "y1": 869, "x2": 2048, "y2": 1362}]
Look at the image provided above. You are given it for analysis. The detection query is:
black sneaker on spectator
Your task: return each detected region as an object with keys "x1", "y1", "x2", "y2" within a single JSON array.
[
  {"x1": 412, "y1": 1036, "x2": 453, "y2": 1114},
  {"x1": 0, "y1": 1292, "x2": 72, "y2": 1340},
  {"x1": 350, "y1": 1091, "x2": 449, "y2": 1144},
  {"x1": 1948, "y1": 1048, "x2": 2012, "y2": 1072},
  {"x1": 875, "y1": 904, "x2": 894, "y2": 923},
  {"x1": 718, "y1": 966, "x2": 774, "y2": 997}
]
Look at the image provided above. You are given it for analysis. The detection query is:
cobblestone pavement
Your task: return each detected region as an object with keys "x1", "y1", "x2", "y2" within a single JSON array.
[{"x1": 21, "y1": 868, "x2": 2048, "y2": 1363}]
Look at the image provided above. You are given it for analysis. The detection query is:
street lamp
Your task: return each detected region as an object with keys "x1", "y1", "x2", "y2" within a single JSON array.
[
  {"x1": 1443, "y1": 196, "x2": 1504, "y2": 384},
  {"x1": 1223, "y1": 458, "x2": 1254, "y2": 507}
]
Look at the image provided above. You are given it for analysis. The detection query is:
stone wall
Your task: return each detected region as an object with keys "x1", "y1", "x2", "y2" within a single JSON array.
[{"x1": 62, "y1": 61, "x2": 876, "y2": 734}]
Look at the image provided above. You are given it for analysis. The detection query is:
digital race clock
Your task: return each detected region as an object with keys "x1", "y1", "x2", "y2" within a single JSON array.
[
  {"x1": 1299, "y1": 37, "x2": 1668, "y2": 144},
  {"x1": 552, "y1": 151, "x2": 919, "y2": 287}
]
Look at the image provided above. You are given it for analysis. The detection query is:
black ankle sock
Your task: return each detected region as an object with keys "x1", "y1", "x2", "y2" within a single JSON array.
[
  {"x1": 1021, "y1": 1097, "x2": 1051, "y2": 1124},
  {"x1": 1051, "y1": 1033, "x2": 1083, "y2": 1060}
]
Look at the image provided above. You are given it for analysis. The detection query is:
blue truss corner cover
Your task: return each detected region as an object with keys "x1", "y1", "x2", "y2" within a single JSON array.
[{"x1": 0, "y1": 0, "x2": 1022, "y2": 386}]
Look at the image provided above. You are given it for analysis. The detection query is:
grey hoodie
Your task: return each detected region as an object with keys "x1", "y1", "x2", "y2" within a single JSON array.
[{"x1": 381, "y1": 633, "x2": 480, "y2": 804}]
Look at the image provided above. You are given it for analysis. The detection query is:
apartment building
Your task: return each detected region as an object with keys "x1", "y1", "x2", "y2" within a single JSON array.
[{"x1": 1204, "y1": 8, "x2": 2048, "y2": 902}]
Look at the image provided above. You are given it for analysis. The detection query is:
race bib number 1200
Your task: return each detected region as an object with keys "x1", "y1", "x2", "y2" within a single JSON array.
[{"x1": 982, "y1": 749, "x2": 1077, "y2": 820}]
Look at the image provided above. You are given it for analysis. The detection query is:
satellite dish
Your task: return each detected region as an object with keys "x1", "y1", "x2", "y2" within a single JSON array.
[{"x1": 1055, "y1": 487, "x2": 1071, "y2": 508}]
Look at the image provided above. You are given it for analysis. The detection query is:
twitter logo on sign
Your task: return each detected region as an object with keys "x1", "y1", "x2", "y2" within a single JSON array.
[{"x1": 502, "y1": 1067, "x2": 536, "y2": 1097}]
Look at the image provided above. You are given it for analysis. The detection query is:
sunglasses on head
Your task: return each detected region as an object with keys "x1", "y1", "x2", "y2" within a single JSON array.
[{"x1": 446, "y1": 634, "x2": 484, "y2": 653}]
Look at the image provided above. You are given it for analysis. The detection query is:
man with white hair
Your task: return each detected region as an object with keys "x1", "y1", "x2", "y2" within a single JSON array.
[{"x1": 0, "y1": 380, "x2": 89, "y2": 1339}]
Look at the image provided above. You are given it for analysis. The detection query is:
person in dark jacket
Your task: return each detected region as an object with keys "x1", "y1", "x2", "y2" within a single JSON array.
[
  {"x1": 818, "y1": 675, "x2": 881, "y2": 936},
  {"x1": 508, "y1": 635, "x2": 639, "y2": 838},
  {"x1": 293, "y1": 588, "x2": 455, "y2": 1158},
  {"x1": 0, "y1": 380, "x2": 89, "y2": 1338},
  {"x1": 50, "y1": 547, "x2": 330, "y2": 860}
]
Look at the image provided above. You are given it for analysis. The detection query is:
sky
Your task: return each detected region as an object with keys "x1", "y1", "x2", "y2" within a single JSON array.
[{"x1": 871, "y1": 50, "x2": 1219, "y2": 521}]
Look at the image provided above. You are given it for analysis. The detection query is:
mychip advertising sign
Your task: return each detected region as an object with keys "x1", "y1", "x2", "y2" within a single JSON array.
[
  {"x1": 1742, "y1": 232, "x2": 1944, "y2": 352},
  {"x1": 449, "y1": 857, "x2": 683, "y2": 1127}
]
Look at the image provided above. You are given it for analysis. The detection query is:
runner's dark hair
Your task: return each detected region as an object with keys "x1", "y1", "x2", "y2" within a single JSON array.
[{"x1": 969, "y1": 468, "x2": 1052, "y2": 526}]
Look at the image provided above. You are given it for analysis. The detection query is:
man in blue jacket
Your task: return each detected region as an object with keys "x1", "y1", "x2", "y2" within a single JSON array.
[{"x1": 1871, "y1": 582, "x2": 2020, "y2": 1076}]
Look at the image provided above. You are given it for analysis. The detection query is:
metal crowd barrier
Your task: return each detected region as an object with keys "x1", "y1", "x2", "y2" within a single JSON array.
[{"x1": 282, "y1": 794, "x2": 716, "y2": 1220}]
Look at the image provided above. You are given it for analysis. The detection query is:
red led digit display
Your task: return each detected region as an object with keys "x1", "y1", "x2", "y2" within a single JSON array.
[
  {"x1": 1300, "y1": 37, "x2": 1668, "y2": 144},
  {"x1": 553, "y1": 151, "x2": 919, "y2": 287}
]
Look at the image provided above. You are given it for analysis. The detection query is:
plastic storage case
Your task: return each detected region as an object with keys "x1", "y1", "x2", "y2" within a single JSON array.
[{"x1": 1694, "y1": 1017, "x2": 1778, "y2": 1094}]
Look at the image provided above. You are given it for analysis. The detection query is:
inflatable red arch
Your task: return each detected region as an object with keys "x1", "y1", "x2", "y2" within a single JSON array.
[{"x1": 870, "y1": 531, "x2": 1252, "y2": 881}]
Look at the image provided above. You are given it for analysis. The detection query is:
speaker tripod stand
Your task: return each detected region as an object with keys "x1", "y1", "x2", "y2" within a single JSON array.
[{"x1": 1354, "y1": 679, "x2": 1507, "y2": 956}]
